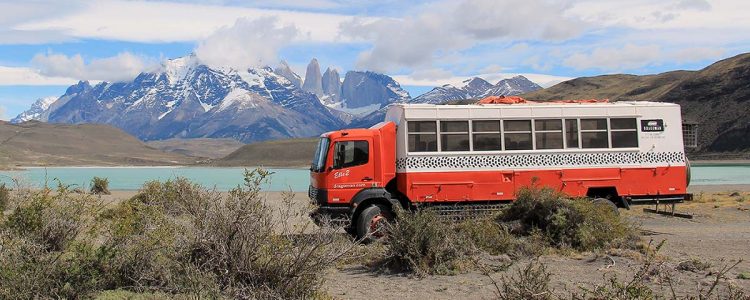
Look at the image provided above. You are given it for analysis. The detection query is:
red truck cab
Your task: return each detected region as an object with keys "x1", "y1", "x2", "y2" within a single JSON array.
[{"x1": 309, "y1": 122, "x2": 399, "y2": 239}]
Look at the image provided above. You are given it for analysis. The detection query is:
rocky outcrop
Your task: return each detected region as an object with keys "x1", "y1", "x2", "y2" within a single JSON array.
[
  {"x1": 302, "y1": 58, "x2": 324, "y2": 97},
  {"x1": 273, "y1": 60, "x2": 302, "y2": 87},
  {"x1": 341, "y1": 71, "x2": 410, "y2": 109},
  {"x1": 322, "y1": 67, "x2": 341, "y2": 104}
]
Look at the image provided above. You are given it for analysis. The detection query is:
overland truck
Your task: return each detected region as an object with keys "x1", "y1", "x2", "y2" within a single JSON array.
[{"x1": 309, "y1": 100, "x2": 691, "y2": 240}]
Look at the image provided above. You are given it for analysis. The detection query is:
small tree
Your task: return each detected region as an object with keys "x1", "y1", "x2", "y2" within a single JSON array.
[{"x1": 90, "y1": 177, "x2": 111, "y2": 195}]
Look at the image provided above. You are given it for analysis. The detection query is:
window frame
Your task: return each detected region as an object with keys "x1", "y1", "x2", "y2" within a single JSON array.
[
  {"x1": 439, "y1": 120, "x2": 471, "y2": 152},
  {"x1": 404, "y1": 116, "x2": 641, "y2": 154},
  {"x1": 471, "y1": 120, "x2": 503, "y2": 151},
  {"x1": 609, "y1": 118, "x2": 639, "y2": 148},
  {"x1": 332, "y1": 140, "x2": 369, "y2": 169},
  {"x1": 407, "y1": 120, "x2": 438, "y2": 152},
  {"x1": 579, "y1": 118, "x2": 610, "y2": 149},
  {"x1": 533, "y1": 119, "x2": 564, "y2": 150},
  {"x1": 503, "y1": 119, "x2": 533, "y2": 151}
]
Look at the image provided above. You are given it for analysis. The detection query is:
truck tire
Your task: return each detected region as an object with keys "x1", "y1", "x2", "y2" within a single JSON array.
[
  {"x1": 356, "y1": 204, "x2": 392, "y2": 243},
  {"x1": 592, "y1": 198, "x2": 619, "y2": 215}
]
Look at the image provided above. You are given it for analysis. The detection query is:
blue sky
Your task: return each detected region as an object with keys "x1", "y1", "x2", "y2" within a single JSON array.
[{"x1": 1, "y1": 0, "x2": 749, "y2": 120}]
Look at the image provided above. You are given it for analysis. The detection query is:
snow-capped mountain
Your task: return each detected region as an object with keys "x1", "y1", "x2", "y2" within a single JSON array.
[
  {"x1": 411, "y1": 77, "x2": 493, "y2": 104},
  {"x1": 10, "y1": 96, "x2": 57, "y2": 123},
  {"x1": 13, "y1": 55, "x2": 415, "y2": 143},
  {"x1": 482, "y1": 75, "x2": 543, "y2": 97},
  {"x1": 14, "y1": 55, "x2": 345, "y2": 143},
  {"x1": 412, "y1": 75, "x2": 542, "y2": 104}
]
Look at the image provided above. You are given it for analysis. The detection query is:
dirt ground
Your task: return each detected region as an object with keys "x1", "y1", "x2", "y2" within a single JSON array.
[{"x1": 104, "y1": 186, "x2": 750, "y2": 299}]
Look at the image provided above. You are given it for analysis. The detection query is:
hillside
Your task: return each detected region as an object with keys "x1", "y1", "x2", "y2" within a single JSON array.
[
  {"x1": 0, "y1": 121, "x2": 197, "y2": 168},
  {"x1": 212, "y1": 138, "x2": 318, "y2": 168},
  {"x1": 146, "y1": 138, "x2": 245, "y2": 159},
  {"x1": 523, "y1": 53, "x2": 750, "y2": 157}
]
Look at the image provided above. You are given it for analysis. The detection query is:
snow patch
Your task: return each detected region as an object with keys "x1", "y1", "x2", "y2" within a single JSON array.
[{"x1": 218, "y1": 88, "x2": 261, "y2": 111}]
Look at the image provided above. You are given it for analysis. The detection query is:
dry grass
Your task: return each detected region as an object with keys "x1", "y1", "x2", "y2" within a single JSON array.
[{"x1": 0, "y1": 168, "x2": 353, "y2": 299}]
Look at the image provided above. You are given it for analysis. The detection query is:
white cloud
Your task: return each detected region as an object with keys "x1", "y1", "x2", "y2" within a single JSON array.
[
  {"x1": 568, "y1": 0, "x2": 750, "y2": 30},
  {"x1": 562, "y1": 44, "x2": 727, "y2": 71},
  {"x1": 14, "y1": 0, "x2": 354, "y2": 43},
  {"x1": 195, "y1": 17, "x2": 298, "y2": 69},
  {"x1": 0, "y1": 66, "x2": 79, "y2": 85},
  {"x1": 671, "y1": 47, "x2": 725, "y2": 63},
  {"x1": 31, "y1": 52, "x2": 152, "y2": 82},
  {"x1": 341, "y1": 0, "x2": 586, "y2": 72},
  {"x1": 563, "y1": 44, "x2": 662, "y2": 71}
]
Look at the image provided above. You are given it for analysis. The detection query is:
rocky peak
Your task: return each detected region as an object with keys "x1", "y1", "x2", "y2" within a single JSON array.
[
  {"x1": 273, "y1": 60, "x2": 302, "y2": 87},
  {"x1": 65, "y1": 81, "x2": 92, "y2": 95},
  {"x1": 322, "y1": 67, "x2": 341, "y2": 103},
  {"x1": 461, "y1": 77, "x2": 493, "y2": 96},
  {"x1": 302, "y1": 58, "x2": 324, "y2": 97},
  {"x1": 483, "y1": 75, "x2": 542, "y2": 97},
  {"x1": 340, "y1": 71, "x2": 410, "y2": 110}
]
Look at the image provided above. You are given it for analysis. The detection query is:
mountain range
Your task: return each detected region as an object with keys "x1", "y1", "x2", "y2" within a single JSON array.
[
  {"x1": 12, "y1": 56, "x2": 541, "y2": 143},
  {"x1": 411, "y1": 76, "x2": 542, "y2": 104}
]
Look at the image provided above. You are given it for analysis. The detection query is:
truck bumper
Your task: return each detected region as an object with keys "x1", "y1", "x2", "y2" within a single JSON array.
[{"x1": 309, "y1": 206, "x2": 351, "y2": 227}]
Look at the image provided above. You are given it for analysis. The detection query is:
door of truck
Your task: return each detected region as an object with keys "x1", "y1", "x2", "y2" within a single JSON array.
[{"x1": 327, "y1": 138, "x2": 375, "y2": 204}]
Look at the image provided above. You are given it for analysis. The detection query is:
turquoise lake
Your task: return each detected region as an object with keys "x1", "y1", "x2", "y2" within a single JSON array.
[{"x1": 0, "y1": 164, "x2": 748, "y2": 192}]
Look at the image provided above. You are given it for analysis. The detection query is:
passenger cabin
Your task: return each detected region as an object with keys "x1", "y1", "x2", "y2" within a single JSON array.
[{"x1": 384, "y1": 102, "x2": 689, "y2": 205}]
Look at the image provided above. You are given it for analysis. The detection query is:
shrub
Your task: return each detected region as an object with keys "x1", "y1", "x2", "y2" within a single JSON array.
[
  {"x1": 677, "y1": 258, "x2": 712, "y2": 272},
  {"x1": 1, "y1": 169, "x2": 351, "y2": 299},
  {"x1": 492, "y1": 261, "x2": 554, "y2": 300},
  {"x1": 0, "y1": 185, "x2": 105, "y2": 299},
  {"x1": 90, "y1": 177, "x2": 111, "y2": 195},
  {"x1": 0, "y1": 183, "x2": 9, "y2": 212},
  {"x1": 499, "y1": 186, "x2": 639, "y2": 252},
  {"x1": 3, "y1": 186, "x2": 91, "y2": 252},
  {"x1": 376, "y1": 208, "x2": 475, "y2": 276},
  {"x1": 99, "y1": 168, "x2": 351, "y2": 299}
]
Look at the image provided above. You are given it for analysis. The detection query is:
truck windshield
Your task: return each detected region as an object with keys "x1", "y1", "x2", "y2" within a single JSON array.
[{"x1": 311, "y1": 137, "x2": 330, "y2": 172}]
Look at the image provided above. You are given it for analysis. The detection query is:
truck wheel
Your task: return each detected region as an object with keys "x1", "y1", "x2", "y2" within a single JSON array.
[
  {"x1": 592, "y1": 198, "x2": 619, "y2": 215},
  {"x1": 356, "y1": 204, "x2": 392, "y2": 243}
]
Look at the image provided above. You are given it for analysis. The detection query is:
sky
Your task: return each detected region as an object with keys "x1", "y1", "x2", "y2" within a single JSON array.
[{"x1": 1, "y1": 0, "x2": 749, "y2": 120}]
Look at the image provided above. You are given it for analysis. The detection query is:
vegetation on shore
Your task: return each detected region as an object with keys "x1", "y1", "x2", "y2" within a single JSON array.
[
  {"x1": 0, "y1": 169, "x2": 351, "y2": 299},
  {"x1": 0, "y1": 173, "x2": 747, "y2": 299}
]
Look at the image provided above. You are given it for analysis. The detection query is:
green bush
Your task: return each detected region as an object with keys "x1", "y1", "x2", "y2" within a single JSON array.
[
  {"x1": 0, "y1": 169, "x2": 350, "y2": 299},
  {"x1": 376, "y1": 208, "x2": 475, "y2": 276},
  {"x1": 0, "y1": 185, "x2": 105, "y2": 299},
  {"x1": 90, "y1": 177, "x2": 111, "y2": 195},
  {"x1": 499, "y1": 186, "x2": 638, "y2": 252}
]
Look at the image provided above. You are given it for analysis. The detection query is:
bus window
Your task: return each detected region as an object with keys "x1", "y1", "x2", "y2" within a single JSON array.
[
  {"x1": 408, "y1": 121, "x2": 437, "y2": 152},
  {"x1": 504, "y1": 120, "x2": 532, "y2": 150},
  {"x1": 581, "y1": 118, "x2": 608, "y2": 148},
  {"x1": 565, "y1": 119, "x2": 579, "y2": 148},
  {"x1": 610, "y1": 118, "x2": 638, "y2": 148},
  {"x1": 440, "y1": 121, "x2": 470, "y2": 151},
  {"x1": 535, "y1": 119, "x2": 563, "y2": 149},
  {"x1": 473, "y1": 120, "x2": 502, "y2": 151}
]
